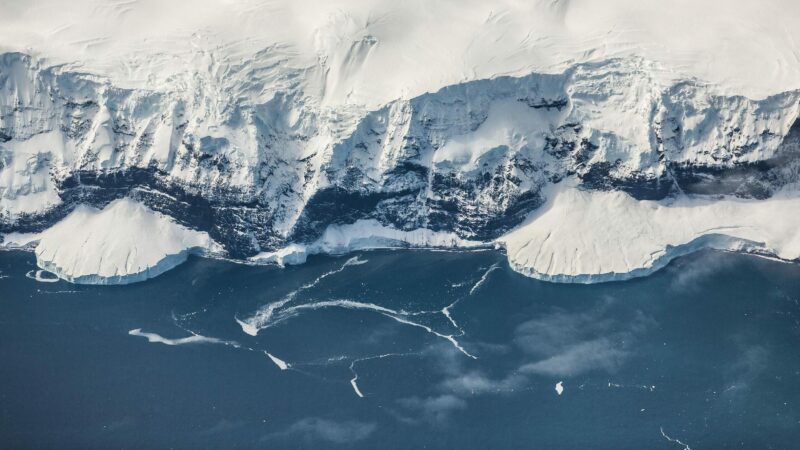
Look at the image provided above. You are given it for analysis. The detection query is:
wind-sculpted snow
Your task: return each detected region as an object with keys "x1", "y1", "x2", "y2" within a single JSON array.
[{"x1": 1, "y1": 0, "x2": 798, "y2": 103}]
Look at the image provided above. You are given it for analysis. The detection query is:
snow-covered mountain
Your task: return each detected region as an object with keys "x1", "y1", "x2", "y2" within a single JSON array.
[{"x1": 1, "y1": 0, "x2": 799, "y2": 283}]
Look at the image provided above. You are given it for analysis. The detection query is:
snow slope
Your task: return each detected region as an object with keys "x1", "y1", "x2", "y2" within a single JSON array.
[
  {"x1": 33, "y1": 198, "x2": 221, "y2": 284},
  {"x1": 0, "y1": 0, "x2": 797, "y2": 106},
  {"x1": 0, "y1": 0, "x2": 799, "y2": 284}
]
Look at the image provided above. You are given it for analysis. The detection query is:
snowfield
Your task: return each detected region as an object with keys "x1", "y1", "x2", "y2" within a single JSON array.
[
  {"x1": 0, "y1": 0, "x2": 799, "y2": 284},
  {"x1": 1, "y1": 0, "x2": 798, "y2": 104}
]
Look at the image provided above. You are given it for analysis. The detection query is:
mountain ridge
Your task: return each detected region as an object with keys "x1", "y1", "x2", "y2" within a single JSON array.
[{"x1": 1, "y1": 0, "x2": 799, "y2": 283}]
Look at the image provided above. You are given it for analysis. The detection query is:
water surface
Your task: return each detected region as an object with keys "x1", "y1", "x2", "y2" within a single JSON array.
[{"x1": 1, "y1": 249, "x2": 799, "y2": 448}]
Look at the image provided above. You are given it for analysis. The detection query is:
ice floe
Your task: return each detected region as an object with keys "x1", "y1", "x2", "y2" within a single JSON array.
[
  {"x1": 266, "y1": 352, "x2": 290, "y2": 370},
  {"x1": 128, "y1": 329, "x2": 236, "y2": 347},
  {"x1": 25, "y1": 269, "x2": 59, "y2": 283}
]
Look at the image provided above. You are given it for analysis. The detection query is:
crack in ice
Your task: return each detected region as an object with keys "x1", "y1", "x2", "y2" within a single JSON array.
[
  {"x1": 660, "y1": 427, "x2": 692, "y2": 450},
  {"x1": 441, "y1": 301, "x2": 461, "y2": 331},
  {"x1": 231, "y1": 254, "x2": 481, "y2": 388},
  {"x1": 435, "y1": 264, "x2": 504, "y2": 354},
  {"x1": 244, "y1": 297, "x2": 478, "y2": 359},
  {"x1": 237, "y1": 256, "x2": 368, "y2": 336},
  {"x1": 349, "y1": 353, "x2": 414, "y2": 398},
  {"x1": 160, "y1": 311, "x2": 291, "y2": 371},
  {"x1": 469, "y1": 263, "x2": 500, "y2": 296},
  {"x1": 128, "y1": 328, "x2": 239, "y2": 347},
  {"x1": 608, "y1": 382, "x2": 656, "y2": 392},
  {"x1": 382, "y1": 312, "x2": 477, "y2": 359}
]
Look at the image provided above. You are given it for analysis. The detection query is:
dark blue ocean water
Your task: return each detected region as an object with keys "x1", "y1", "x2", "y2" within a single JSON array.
[{"x1": 1, "y1": 249, "x2": 799, "y2": 449}]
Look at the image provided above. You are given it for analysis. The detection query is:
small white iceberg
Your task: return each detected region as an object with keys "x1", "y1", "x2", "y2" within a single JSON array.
[{"x1": 266, "y1": 352, "x2": 289, "y2": 370}]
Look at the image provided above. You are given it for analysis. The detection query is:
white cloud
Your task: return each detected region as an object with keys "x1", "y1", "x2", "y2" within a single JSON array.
[
  {"x1": 267, "y1": 418, "x2": 376, "y2": 445},
  {"x1": 441, "y1": 370, "x2": 527, "y2": 395},
  {"x1": 519, "y1": 338, "x2": 629, "y2": 377},
  {"x1": 668, "y1": 250, "x2": 737, "y2": 292},
  {"x1": 396, "y1": 395, "x2": 467, "y2": 425},
  {"x1": 512, "y1": 300, "x2": 653, "y2": 377}
]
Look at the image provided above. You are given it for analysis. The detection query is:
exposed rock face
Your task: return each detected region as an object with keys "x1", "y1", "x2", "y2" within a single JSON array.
[{"x1": 1, "y1": 53, "x2": 799, "y2": 261}]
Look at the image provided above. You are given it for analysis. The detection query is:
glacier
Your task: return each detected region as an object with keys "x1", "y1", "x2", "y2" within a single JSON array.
[
  {"x1": 0, "y1": 0, "x2": 799, "y2": 284},
  {"x1": 30, "y1": 198, "x2": 221, "y2": 284},
  {"x1": 499, "y1": 181, "x2": 800, "y2": 283}
]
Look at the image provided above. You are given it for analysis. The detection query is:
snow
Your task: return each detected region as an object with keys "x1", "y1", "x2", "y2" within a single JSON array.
[
  {"x1": 247, "y1": 181, "x2": 800, "y2": 284},
  {"x1": 1, "y1": 231, "x2": 40, "y2": 249},
  {"x1": 8, "y1": 180, "x2": 800, "y2": 285},
  {"x1": 25, "y1": 269, "x2": 59, "y2": 283},
  {"x1": 498, "y1": 181, "x2": 800, "y2": 283},
  {"x1": 250, "y1": 219, "x2": 485, "y2": 266},
  {"x1": 1, "y1": 1, "x2": 799, "y2": 285},
  {"x1": 350, "y1": 377, "x2": 365, "y2": 398},
  {"x1": 432, "y1": 99, "x2": 556, "y2": 171},
  {"x1": 0, "y1": 131, "x2": 67, "y2": 217},
  {"x1": 235, "y1": 318, "x2": 260, "y2": 338},
  {"x1": 33, "y1": 198, "x2": 221, "y2": 284},
  {"x1": 2, "y1": 17, "x2": 797, "y2": 243},
  {"x1": 0, "y1": 0, "x2": 797, "y2": 106}
]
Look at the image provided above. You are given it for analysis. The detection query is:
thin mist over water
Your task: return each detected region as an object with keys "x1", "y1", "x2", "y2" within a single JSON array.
[{"x1": 1, "y1": 249, "x2": 799, "y2": 449}]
